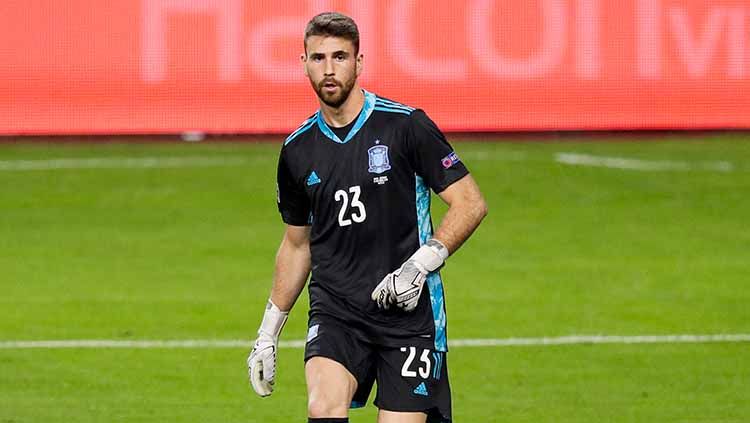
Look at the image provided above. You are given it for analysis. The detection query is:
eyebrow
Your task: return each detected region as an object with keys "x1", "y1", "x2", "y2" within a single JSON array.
[{"x1": 309, "y1": 50, "x2": 350, "y2": 58}]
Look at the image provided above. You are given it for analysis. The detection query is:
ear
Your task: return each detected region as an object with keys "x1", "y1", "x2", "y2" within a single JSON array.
[
  {"x1": 356, "y1": 53, "x2": 363, "y2": 77},
  {"x1": 301, "y1": 53, "x2": 308, "y2": 77}
]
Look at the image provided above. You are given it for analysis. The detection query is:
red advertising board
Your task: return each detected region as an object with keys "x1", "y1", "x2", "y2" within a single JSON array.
[{"x1": 2, "y1": 1, "x2": 749, "y2": 135}]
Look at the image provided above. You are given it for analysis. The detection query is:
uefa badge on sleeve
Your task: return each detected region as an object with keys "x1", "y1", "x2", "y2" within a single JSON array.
[
  {"x1": 368, "y1": 144, "x2": 391, "y2": 174},
  {"x1": 441, "y1": 151, "x2": 461, "y2": 169}
]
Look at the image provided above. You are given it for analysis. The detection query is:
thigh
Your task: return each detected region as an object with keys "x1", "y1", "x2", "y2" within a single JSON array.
[
  {"x1": 375, "y1": 346, "x2": 452, "y2": 423},
  {"x1": 304, "y1": 315, "x2": 377, "y2": 408},
  {"x1": 305, "y1": 356, "x2": 358, "y2": 415},
  {"x1": 378, "y1": 409, "x2": 427, "y2": 423}
]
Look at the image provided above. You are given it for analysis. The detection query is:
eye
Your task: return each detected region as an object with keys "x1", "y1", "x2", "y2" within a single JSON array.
[{"x1": 335, "y1": 54, "x2": 346, "y2": 61}]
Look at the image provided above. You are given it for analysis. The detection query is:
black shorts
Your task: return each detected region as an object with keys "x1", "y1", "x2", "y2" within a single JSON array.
[{"x1": 304, "y1": 313, "x2": 452, "y2": 423}]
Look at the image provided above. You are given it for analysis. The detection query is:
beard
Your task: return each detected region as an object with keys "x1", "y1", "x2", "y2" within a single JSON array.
[{"x1": 312, "y1": 71, "x2": 357, "y2": 108}]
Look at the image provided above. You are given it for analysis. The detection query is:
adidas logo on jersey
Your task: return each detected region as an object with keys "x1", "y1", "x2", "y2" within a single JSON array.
[
  {"x1": 413, "y1": 382, "x2": 429, "y2": 396},
  {"x1": 307, "y1": 171, "x2": 321, "y2": 186}
]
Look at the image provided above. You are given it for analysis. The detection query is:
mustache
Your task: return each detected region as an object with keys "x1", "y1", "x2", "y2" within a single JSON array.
[{"x1": 319, "y1": 78, "x2": 341, "y2": 88}]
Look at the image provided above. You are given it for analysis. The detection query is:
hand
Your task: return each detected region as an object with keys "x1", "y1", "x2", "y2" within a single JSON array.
[
  {"x1": 247, "y1": 300, "x2": 288, "y2": 397},
  {"x1": 371, "y1": 239, "x2": 449, "y2": 312},
  {"x1": 247, "y1": 332, "x2": 278, "y2": 397},
  {"x1": 371, "y1": 260, "x2": 428, "y2": 312}
]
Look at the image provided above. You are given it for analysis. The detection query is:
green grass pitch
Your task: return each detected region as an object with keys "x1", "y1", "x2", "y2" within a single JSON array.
[{"x1": 1, "y1": 134, "x2": 749, "y2": 422}]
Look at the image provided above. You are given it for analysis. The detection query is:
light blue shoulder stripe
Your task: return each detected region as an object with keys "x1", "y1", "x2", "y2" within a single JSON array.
[
  {"x1": 317, "y1": 90, "x2": 377, "y2": 144},
  {"x1": 374, "y1": 106, "x2": 412, "y2": 115},
  {"x1": 290, "y1": 115, "x2": 316, "y2": 135},
  {"x1": 284, "y1": 116, "x2": 316, "y2": 145},
  {"x1": 375, "y1": 101, "x2": 414, "y2": 112},
  {"x1": 376, "y1": 97, "x2": 415, "y2": 111},
  {"x1": 375, "y1": 100, "x2": 414, "y2": 112}
]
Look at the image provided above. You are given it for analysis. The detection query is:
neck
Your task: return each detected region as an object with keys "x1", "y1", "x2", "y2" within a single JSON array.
[{"x1": 319, "y1": 85, "x2": 365, "y2": 128}]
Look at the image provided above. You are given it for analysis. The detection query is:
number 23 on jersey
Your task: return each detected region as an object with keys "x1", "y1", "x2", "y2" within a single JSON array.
[{"x1": 334, "y1": 185, "x2": 367, "y2": 227}]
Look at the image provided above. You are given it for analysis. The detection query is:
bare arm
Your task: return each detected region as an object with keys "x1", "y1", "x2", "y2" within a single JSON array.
[
  {"x1": 247, "y1": 224, "x2": 310, "y2": 397},
  {"x1": 370, "y1": 173, "x2": 487, "y2": 310},
  {"x1": 433, "y1": 174, "x2": 488, "y2": 254},
  {"x1": 269, "y1": 224, "x2": 312, "y2": 312}
]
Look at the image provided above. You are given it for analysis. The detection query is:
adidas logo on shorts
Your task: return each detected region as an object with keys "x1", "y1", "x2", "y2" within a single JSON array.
[{"x1": 413, "y1": 382, "x2": 429, "y2": 396}]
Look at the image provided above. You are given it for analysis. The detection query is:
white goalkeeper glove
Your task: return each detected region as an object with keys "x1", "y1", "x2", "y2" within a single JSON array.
[
  {"x1": 247, "y1": 300, "x2": 288, "y2": 397},
  {"x1": 371, "y1": 238, "x2": 449, "y2": 312}
]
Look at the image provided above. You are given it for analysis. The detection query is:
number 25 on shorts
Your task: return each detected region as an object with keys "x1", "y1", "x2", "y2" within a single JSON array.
[{"x1": 400, "y1": 347, "x2": 443, "y2": 380}]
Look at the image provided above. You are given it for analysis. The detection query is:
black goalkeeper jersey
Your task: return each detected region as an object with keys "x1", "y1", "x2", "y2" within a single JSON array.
[{"x1": 277, "y1": 90, "x2": 469, "y2": 352}]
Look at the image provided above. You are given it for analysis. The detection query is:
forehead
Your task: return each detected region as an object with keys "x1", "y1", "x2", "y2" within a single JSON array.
[{"x1": 305, "y1": 35, "x2": 356, "y2": 55}]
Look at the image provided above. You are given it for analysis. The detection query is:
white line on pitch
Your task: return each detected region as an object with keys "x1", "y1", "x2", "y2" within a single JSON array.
[
  {"x1": 555, "y1": 152, "x2": 734, "y2": 172},
  {"x1": 1, "y1": 334, "x2": 749, "y2": 350},
  {"x1": 0, "y1": 156, "x2": 252, "y2": 171},
  {"x1": 459, "y1": 151, "x2": 528, "y2": 162}
]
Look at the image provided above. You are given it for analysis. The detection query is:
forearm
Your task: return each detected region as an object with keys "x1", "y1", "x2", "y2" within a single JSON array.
[
  {"x1": 249, "y1": 227, "x2": 310, "y2": 397},
  {"x1": 433, "y1": 200, "x2": 487, "y2": 254},
  {"x1": 433, "y1": 175, "x2": 488, "y2": 255},
  {"x1": 269, "y1": 229, "x2": 311, "y2": 312},
  {"x1": 372, "y1": 176, "x2": 486, "y2": 311}
]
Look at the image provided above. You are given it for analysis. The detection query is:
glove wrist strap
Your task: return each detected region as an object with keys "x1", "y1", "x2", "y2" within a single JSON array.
[
  {"x1": 410, "y1": 238, "x2": 449, "y2": 273},
  {"x1": 426, "y1": 238, "x2": 450, "y2": 261},
  {"x1": 258, "y1": 300, "x2": 288, "y2": 339}
]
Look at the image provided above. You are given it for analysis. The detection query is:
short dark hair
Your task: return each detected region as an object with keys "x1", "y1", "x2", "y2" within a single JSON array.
[{"x1": 304, "y1": 12, "x2": 360, "y2": 55}]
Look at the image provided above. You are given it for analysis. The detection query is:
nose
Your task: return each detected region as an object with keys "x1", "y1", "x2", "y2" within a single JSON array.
[{"x1": 324, "y1": 58, "x2": 334, "y2": 76}]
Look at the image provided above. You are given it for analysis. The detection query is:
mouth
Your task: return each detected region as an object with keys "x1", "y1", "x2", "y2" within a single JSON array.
[{"x1": 321, "y1": 80, "x2": 339, "y2": 94}]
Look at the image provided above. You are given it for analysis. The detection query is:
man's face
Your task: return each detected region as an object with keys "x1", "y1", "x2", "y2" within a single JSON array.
[{"x1": 302, "y1": 36, "x2": 362, "y2": 108}]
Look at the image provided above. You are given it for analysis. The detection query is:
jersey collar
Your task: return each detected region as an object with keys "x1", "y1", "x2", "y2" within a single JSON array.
[{"x1": 316, "y1": 90, "x2": 376, "y2": 144}]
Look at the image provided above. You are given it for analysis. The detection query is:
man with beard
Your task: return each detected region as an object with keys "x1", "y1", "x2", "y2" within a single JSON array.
[{"x1": 247, "y1": 12, "x2": 487, "y2": 423}]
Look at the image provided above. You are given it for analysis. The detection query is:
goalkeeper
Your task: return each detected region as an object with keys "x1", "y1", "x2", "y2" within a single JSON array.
[{"x1": 247, "y1": 12, "x2": 488, "y2": 423}]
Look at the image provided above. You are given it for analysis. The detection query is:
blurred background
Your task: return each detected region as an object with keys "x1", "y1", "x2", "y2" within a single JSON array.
[
  {"x1": 3, "y1": 0, "x2": 750, "y2": 135},
  {"x1": 1, "y1": 1, "x2": 749, "y2": 422}
]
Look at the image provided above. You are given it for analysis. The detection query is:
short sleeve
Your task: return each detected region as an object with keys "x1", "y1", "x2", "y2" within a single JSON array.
[
  {"x1": 276, "y1": 150, "x2": 311, "y2": 226},
  {"x1": 407, "y1": 109, "x2": 469, "y2": 193}
]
